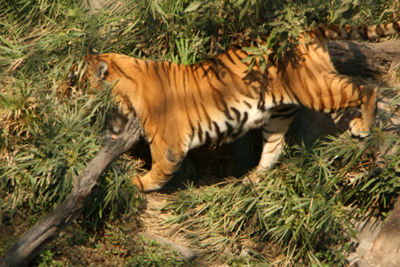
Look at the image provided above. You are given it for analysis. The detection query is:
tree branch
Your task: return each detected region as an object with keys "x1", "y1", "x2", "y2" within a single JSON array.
[{"x1": 0, "y1": 118, "x2": 142, "y2": 267}]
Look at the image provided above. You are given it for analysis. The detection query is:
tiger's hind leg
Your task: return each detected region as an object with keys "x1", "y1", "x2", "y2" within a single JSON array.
[
  {"x1": 348, "y1": 84, "x2": 377, "y2": 138},
  {"x1": 297, "y1": 70, "x2": 377, "y2": 138},
  {"x1": 321, "y1": 75, "x2": 377, "y2": 138},
  {"x1": 132, "y1": 144, "x2": 186, "y2": 192},
  {"x1": 245, "y1": 105, "x2": 296, "y2": 184}
]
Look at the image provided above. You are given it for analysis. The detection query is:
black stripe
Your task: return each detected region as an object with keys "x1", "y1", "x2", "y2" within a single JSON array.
[
  {"x1": 173, "y1": 64, "x2": 178, "y2": 88},
  {"x1": 239, "y1": 112, "x2": 249, "y2": 132},
  {"x1": 192, "y1": 69, "x2": 203, "y2": 98},
  {"x1": 192, "y1": 94, "x2": 202, "y2": 120},
  {"x1": 187, "y1": 114, "x2": 195, "y2": 140},
  {"x1": 142, "y1": 116, "x2": 148, "y2": 128},
  {"x1": 358, "y1": 26, "x2": 368, "y2": 39},
  {"x1": 230, "y1": 107, "x2": 241, "y2": 122},
  {"x1": 319, "y1": 97, "x2": 326, "y2": 112},
  {"x1": 225, "y1": 121, "x2": 234, "y2": 136},
  {"x1": 376, "y1": 25, "x2": 385, "y2": 37},
  {"x1": 269, "y1": 112, "x2": 295, "y2": 120},
  {"x1": 162, "y1": 62, "x2": 172, "y2": 89},
  {"x1": 200, "y1": 64, "x2": 210, "y2": 79},
  {"x1": 302, "y1": 60, "x2": 321, "y2": 110},
  {"x1": 230, "y1": 49, "x2": 247, "y2": 68},
  {"x1": 279, "y1": 93, "x2": 285, "y2": 105},
  {"x1": 293, "y1": 63, "x2": 314, "y2": 109},
  {"x1": 339, "y1": 83, "x2": 347, "y2": 109},
  {"x1": 286, "y1": 83, "x2": 302, "y2": 105},
  {"x1": 212, "y1": 89, "x2": 233, "y2": 120},
  {"x1": 273, "y1": 105, "x2": 297, "y2": 113},
  {"x1": 208, "y1": 58, "x2": 221, "y2": 80},
  {"x1": 271, "y1": 92, "x2": 277, "y2": 105},
  {"x1": 205, "y1": 131, "x2": 211, "y2": 144},
  {"x1": 394, "y1": 22, "x2": 400, "y2": 32},
  {"x1": 234, "y1": 111, "x2": 248, "y2": 138},
  {"x1": 241, "y1": 49, "x2": 251, "y2": 56},
  {"x1": 280, "y1": 82, "x2": 295, "y2": 104},
  {"x1": 243, "y1": 100, "x2": 252, "y2": 108},
  {"x1": 153, "y1": 62, "x2": 163, "y2": 86},
  {"x1": 200, "y1": 102, "x2": 212, "y2": 129},
  {"x1": 326, "y1": 77, "x2": 335, "y2": 111},
  {"x1": 232, "y1": 49, "x2": 245, "y2": 61},
  {"x1": 225, "y1": 51, "x2": 236, "y2": 65},
  {"x1": 182, "y1": 65, "x2": 187, "y2": 91},
  {"x1": 197, "y1": 122, "x2": 203, "y2": 143},
  {"x1": 266, "y1": 139, "x2": 284, "y2": 153},
  {"x1": 110, "y1": 61, "x2": 134, "y2": 82},
  {"x1": 213, "y1": 121, "x2": 223, "y2": 142},
  {"x1": 223, "y1": 104, "x2": 233, "y2": 120},
  {"x1": 317, "y1": 25, "x2": 327, "y2": 39}
]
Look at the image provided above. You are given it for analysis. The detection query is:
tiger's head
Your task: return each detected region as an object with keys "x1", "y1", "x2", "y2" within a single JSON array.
[
  {"x1": 82, "y1": 49, "x2": 109, "y2": 92},
  {"x1": 63, "y1": 49, "x2": 132, "y2": 135},
  {"x1": 62, "y1": 49, "x2": 108, "y2": 95}
]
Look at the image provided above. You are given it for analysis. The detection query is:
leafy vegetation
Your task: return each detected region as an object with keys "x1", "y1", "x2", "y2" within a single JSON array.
[
  {"x1": 164, "y1": 130, "x2": 400, "y2": 265},
  {"x1": 1, "y1": 0, "x2": 399, "y2": 265},
  {"x1": 30, "y1": 222, "x2": 189, "y2": 266}
]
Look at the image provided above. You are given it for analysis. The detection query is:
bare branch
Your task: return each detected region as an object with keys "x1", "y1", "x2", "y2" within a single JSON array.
[{"x1": 0, "y1": 118, "x2": 142, "y2": 267}]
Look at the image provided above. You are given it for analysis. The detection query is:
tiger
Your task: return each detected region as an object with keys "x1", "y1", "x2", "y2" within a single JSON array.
[{"x1": 82, "y1": 21, "x2": 400, "y2": 192}]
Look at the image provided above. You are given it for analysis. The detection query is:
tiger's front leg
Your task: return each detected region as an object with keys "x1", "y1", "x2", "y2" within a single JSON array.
[
  {"x1": 246, "y1": 106, "x2": 296, "y2": 184},
  {"x1": 132, "y1": 145, "x2": 185, "y2": 192}
]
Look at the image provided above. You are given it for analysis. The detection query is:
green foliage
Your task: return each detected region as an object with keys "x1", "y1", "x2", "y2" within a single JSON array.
[
  {"x1": 163, "y1": 129, "x2": 400, "y2": 265},
  {"x1": 0, "y1": 0, "x2": 142, "y2": 227},
  {"x1": 37, "y1": 249, "x2": 63, "y2": 267},
  {"x1": 127, "y1": 234, "x2": 189, "y2": 267}
]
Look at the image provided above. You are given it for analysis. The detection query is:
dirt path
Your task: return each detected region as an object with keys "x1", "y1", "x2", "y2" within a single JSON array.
[{"x1": 139, "y1": 192, "x2": 211, "y2": 265}]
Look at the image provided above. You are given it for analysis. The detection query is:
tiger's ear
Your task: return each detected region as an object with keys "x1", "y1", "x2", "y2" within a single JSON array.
[
  {"x1": 95, "y1": 61, "x2": 108, "y2": 79},
  {"x1": 83, "y1": 47, "x2": 99, "y2": 61},
  {"x1": 89, "y1": 47, "x2": 99, "y2": 55}
]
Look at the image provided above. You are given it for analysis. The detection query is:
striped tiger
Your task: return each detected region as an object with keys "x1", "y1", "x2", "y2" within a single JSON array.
[{"x1": 82, "y1": 21, "x2": 400, "y2": 192}]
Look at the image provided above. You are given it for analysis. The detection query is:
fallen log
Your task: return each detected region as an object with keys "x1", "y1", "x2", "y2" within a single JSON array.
[
  {"x1": 0, "y1": 118, "x2": 142, "y2": 267},
  {"x1": 329, "y1": 39, "x2": 400, "y2": 78}
]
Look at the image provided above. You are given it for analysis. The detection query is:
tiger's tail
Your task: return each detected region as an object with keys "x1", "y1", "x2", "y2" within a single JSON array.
[{"x1": 315, "y1": 21, "x2": 400, "y2": 40}]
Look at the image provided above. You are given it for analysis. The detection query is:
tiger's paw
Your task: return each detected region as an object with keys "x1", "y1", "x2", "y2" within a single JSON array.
[
  {"x1": 242, "y1": 171, "x2": 263, "y2": 185},
  {"x1": 132, "y1": 176, "x2": 163, "y2": 192},
  {"x1": 349, "y1": 118, "x2": 370, "y2": 138}
]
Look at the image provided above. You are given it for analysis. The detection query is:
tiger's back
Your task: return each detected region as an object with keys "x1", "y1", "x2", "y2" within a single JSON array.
[{"x1": 83, "y1": 21, "x2": 400, "y2": 191}]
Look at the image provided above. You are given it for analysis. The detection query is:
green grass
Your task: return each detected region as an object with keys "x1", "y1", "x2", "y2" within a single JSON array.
[
  {"x1": 163, "y1": 129, "x2": 400, "y2": 265},
  {"x1": 29, "y1": 222, "x2": 190, "y2": 267}
]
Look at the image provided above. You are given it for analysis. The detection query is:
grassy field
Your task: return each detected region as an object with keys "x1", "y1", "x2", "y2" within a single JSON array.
[{"x1": 1, "y1": 0, "x2": 400, "y2": 265}]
